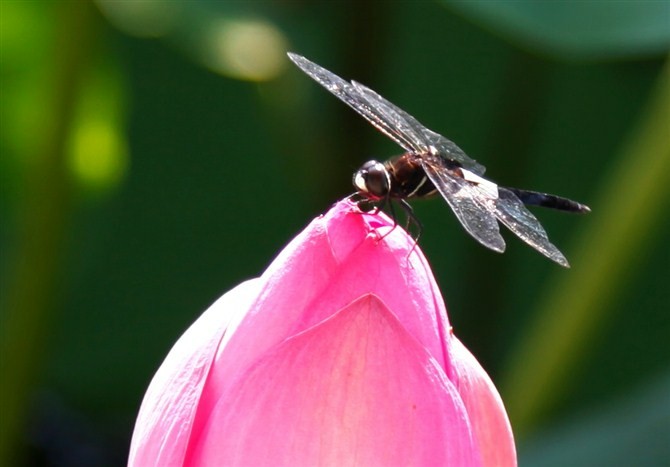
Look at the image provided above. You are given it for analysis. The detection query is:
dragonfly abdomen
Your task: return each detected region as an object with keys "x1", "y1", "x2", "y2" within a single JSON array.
[{"x1": 506, "y1": 187, "x2": 591, "y2": 213}]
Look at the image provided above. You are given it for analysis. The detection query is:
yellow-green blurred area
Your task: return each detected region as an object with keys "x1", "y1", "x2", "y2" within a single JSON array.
[{"x1": 1, "y1": 0, "x2": 668, "y2": 465}]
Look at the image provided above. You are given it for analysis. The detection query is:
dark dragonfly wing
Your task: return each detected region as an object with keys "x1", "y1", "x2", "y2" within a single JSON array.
[
  {"x1": 493, "y1": 188, "x2": 569, "y2": 267},
  {"x1": 350, "y1": 81, "x2": 486, "y2": 176},
  {"x1": 287, "y1": 53, "x2": 425, "y2": 153},
  {"x1": 422, "y1": 156, "x2": 569, "y2": 267},
  {"x1": 288, "y1": 53, "x2": 486, "y2": 175},
  {"x1": 420, "y1": 159, "x2": 505, "y2": 252}
]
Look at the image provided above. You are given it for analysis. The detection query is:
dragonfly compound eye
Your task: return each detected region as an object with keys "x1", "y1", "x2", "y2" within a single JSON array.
[{"x1": 353, "y1": 160, "x2": 390, "y2": 198}]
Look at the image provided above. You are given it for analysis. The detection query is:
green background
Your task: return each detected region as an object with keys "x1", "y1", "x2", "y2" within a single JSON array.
[{"x1": 1, "y1": 1, "x2": 668, "y2": 465}]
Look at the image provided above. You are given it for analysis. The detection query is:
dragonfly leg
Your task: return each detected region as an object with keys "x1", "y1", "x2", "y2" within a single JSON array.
[
  {"x1": 374, "y1": 193, "x2": 399, "y2": 241},
  {"x1": 398, "y1": 199, "x2": 422, "y2": 241}
]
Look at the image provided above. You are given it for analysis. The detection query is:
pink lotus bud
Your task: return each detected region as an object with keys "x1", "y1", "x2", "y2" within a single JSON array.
[{"x1": 129, "y1": 200, "x2": 516, "y2": 466}]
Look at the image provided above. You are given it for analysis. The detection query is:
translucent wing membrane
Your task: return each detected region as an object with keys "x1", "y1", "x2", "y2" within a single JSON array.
[
  {"x1": 493, "y1": 188, "x2": 570, "y2": 267},
  {"x1": 288, "y1": 53, "x2": 422, "y2": 153},
  {"x1": 424, "y1": 158, "x2": 569, "y2": 267},
  {"x1": 349, "y1": 81, "x2": 431, "y2": 154},
  {"x1": 288, "y1": 53, "x2": 486, "y2": 175},
  {"x1": 350, "y1": 81, "x2": 486, "y2": 176},
  {"x1": 422, "y1": 161, "x2": 505, "y2": 253},
  {"x1": 420, "y1": 128, "x2": 486, "y2": 176}
]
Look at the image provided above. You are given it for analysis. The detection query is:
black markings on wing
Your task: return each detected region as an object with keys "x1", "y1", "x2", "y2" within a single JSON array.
[
  {"x1": 350, "y1": 81, "x2": 486, "y2": 176},
  {"x1": 421, "y1": 160, "x2": 505, "y2": 253},
  {"x1": 288, "y1": 53, "x2": 421, "y2": 153},
  {"x1": 423, "y1": 158, "x2": 569, "y2": 266},
  {"x1": 288, "y1": 53, "x2": 486, "y2": 175},
  {"x1": 420, "y1": 127, "x2": 486, "y2": 176}
]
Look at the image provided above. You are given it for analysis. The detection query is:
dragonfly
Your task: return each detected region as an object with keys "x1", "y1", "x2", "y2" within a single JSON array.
[{"x1": 288, "y1": 53, "x2": 590, "y2": 267}]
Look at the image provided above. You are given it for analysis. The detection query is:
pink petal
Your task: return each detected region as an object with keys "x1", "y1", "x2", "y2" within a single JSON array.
[
  {"x1": 197, "y1": 201, "x2": 454, "y2": 425},
  {"x1": 187, "y1": 294, "x2": 482, "y2": 466},
  {"x1": 449, "y1": 336, "x2": 517, "y2": 467},
  {"x1": 128, "y1": 279, "x2": 261, "y2": 467},
  {"x1": 323, "y1": 201, "x2": 454, "y2": 372},
  {"x1": 130, "y1": 199, "x2": 516, "y2": 466}
]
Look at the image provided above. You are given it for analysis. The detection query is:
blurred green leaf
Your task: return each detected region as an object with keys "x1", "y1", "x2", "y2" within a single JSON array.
[
  {"x1": 521, "y1": 373, "x2": 670, "y2": 466},
  {"x1": 444, "y1": 0, "x2": 670, "y2": 60},
  {"x1": 0, "y1": 1, "x2": 100, "y2": 464},
  {"x1": 66, "y1": 54, "x2": 129, "y2": 197},
  {"x1": 501, "y1": 56, "x2": 670, "y2": 437},
  {"x1": 95, "y1": 0, "x2": 290, "y2": 82}
]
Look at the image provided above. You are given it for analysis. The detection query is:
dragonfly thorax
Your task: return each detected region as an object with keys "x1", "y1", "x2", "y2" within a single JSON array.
[{"x1": 353, "y1": 160, "x2": 391, "y2": 199}]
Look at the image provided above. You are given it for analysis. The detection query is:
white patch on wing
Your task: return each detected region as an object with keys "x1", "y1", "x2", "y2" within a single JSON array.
[{"x1": 461, "y1": 169, "x2": 499, "y2": 199}]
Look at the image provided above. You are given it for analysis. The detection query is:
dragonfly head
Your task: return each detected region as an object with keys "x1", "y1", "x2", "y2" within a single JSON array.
[{"x1": 353, "y1": 160, "x2": 390, "y2": 199}]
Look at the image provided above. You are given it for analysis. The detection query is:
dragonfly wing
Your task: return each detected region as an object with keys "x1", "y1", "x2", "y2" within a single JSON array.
[
  {"x1": 350, "y1": 80, "x2": 429, "y2": 153},
  {"x1": 351, "y1": 80, "x2": 486, "y2": 175},
  {"x1": 494, "y1": 187, "x2": 570, "y2": 267},
  {"x1": 422, "y1": 161, "x2": 505, "y2": 253},
  {"x1": 288, "y1": 53, "x2": 422, "y2": 153},
  {"x1": 420, "y1": 128, "x2": 486, "y2": 175},
  {"x1": 289, "y1": 53, "x2": 488, "y2": 174}
]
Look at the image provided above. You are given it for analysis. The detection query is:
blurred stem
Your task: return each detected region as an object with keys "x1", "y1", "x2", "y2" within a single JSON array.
[
  {"x1": 501, "y1": 56, "x2": 670, "y2": 439},
  {"x1": 0, "y1": 1, "x2": 96, "y2": 464}
]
